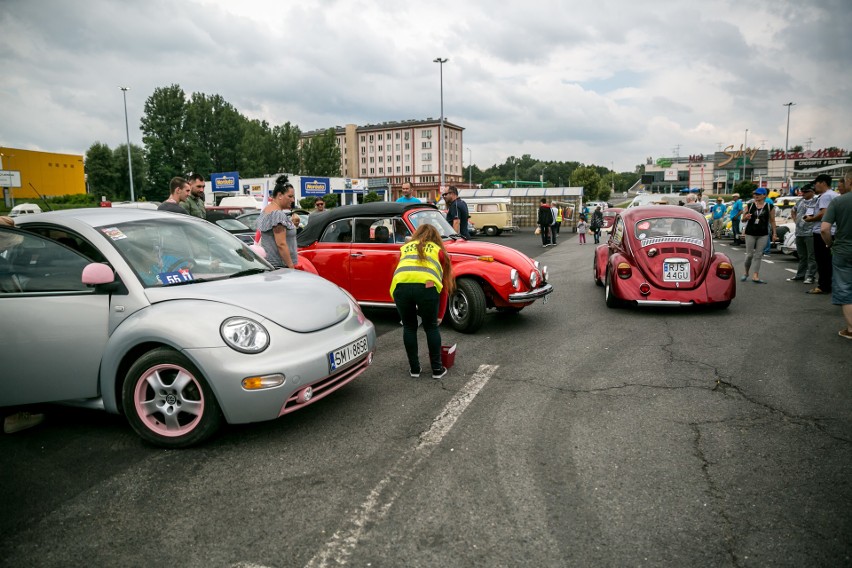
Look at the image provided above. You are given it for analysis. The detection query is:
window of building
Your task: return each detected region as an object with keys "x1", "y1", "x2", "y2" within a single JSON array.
[
  {"x1": 379, "y1": 156, "x2": 383, "y2": 163},
  {"x1": 422, "y1": 141, "x2": 432, "y2": 149},
  {"x1": 405, "y1": 166, "x2": 410, "y2": 173},
  {"x1": 423, "y1": 165, "x2": 432, "y2": 173},
  {"x1": 422, "y1": 130, "x2": 432, "y2": 138},
  {"x1": 369, "y1": 135, "x2": 374, "y2": 142},
  {"x1": 396, "y1": 144, "x2": 400, "y2": 151},
  {"x1": 395, "y1": 132, "x2": 400, "y2": 139},
  {"x1": 396, "y1": 166, "x2": 401, "y2": 173},
  {"x1": 422, "y1": 153, "x2": 431, "y2": 161},
  {"x1": 405, "y1": 143, "x2": 410, "y2": 150},
  {"x1": 369, "y1": 157, "x2": 374, "y2": 163},
  {"x1": 370, "y1": 168, "x2": 375, "y2": 174},
  {"x1": 379, "y1": 168, "x2": 384, "y2": 174},
  {"x1": 404, "y1": 132, "x2": 410, "y2": 140},
  {"x1": 378, "y1": 134, "x2": 383, "y2": 141},
  {"x1": 361, "y1": 168, "x2": 367, "y2": 175},
  {"x1": 360, "y1": 135, "x2": 365, "y2": 142},
  {"x1": 361, "y1": 146, "x2": 366, "y2": 154}
]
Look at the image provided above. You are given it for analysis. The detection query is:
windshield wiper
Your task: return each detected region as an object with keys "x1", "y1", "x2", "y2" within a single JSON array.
[{"x1": 228, "y1": 267, "x2": 269, "y2": 279}]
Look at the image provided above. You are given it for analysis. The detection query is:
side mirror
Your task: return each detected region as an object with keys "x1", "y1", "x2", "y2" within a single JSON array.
[
  {"x1": 249, "y1": 244, "x2": 267, "y2": 258},
  {"x1": 82, "y1": 262, "x2": 115, "y2": 285}
]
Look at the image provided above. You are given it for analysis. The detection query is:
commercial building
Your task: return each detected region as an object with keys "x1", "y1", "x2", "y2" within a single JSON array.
[
  {"x1": 641, "y1": 144, "x2": 850, "y2": 195},
  {"x1": 302, "y1": 118, "x2": 466, "y2": 201},
  {"x1": 1, "y1": 147, "x2": 86, "y2": 206}
]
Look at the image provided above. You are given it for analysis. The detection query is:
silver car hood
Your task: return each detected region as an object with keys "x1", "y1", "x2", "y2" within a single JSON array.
[{"x1": 144, "y1": 269, "x2": 351, "y2": 333}]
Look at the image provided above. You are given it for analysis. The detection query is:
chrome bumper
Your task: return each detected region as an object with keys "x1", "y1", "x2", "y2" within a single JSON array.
[
  {"x1": 636, "y1": 299, "x2": 694, "y2": 307},
  {"x1": 508, "y1": 283, "x2": 554, "y2": 303}
]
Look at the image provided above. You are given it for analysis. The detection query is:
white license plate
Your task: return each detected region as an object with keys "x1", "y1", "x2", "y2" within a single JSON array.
[
  {"x1": 663, "y1": 261, "x2": 690, "y2": 282},
  {"x1": 328, "y1": 336, "x2": 369, "y2": 371}
]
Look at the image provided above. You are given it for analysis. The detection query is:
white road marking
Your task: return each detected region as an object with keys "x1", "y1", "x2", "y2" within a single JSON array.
[
  {"x1": 785, "y1": 268, "x2": 797, "y2": 273},
  {"x1": 304, "y1": 364, "x2": 499, "y2": 568}
]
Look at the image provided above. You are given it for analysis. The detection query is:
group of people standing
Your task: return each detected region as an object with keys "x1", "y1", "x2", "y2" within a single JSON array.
[{"x1": 537, "y1": 198, "x2": 565, "y2": 247}]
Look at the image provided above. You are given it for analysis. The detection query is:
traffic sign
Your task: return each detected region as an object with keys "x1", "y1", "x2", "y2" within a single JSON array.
[{"x1": 0, "y1": 170, "x2": 21, "y2": 188}]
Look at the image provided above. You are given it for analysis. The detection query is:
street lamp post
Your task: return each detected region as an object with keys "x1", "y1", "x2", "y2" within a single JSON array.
[
  {"x1": 783, "y1": 102, "x2": 795, "y2": 194},
  {"x1": 741, "y1": 128, "x2": 749, "y2": 188},
  {"x1": 119, "y1": 86, "x2": 135, "y2": 202},
  {"x1": 466, "y1": 147, "x2": 472, "y2": 187},
  {"x1": 433, "y1": 57, "x2": 448, "y2": 192}
]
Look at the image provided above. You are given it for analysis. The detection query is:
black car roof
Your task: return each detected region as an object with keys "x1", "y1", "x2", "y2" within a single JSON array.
[{"x1": 297, "y1": 201, "x2": 436, "y2": 246}]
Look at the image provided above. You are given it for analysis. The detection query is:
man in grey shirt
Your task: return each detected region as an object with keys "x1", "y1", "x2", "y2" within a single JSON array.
[
  {"x1": 787, "y1": 184, "x2": 818, "y2": 283},
  {"x1": 157, "y1": 177, "x2": 190, "y2": 214}
]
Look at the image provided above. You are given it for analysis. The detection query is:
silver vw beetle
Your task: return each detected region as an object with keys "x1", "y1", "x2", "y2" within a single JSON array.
[{"x1": 0, "y1": 209, "x2": 376, "y2": 447}]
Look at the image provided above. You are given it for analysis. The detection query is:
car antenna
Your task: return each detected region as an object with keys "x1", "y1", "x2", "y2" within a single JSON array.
[{"x1": 28, "y1": 182, "x2": 54, "y2": 211}]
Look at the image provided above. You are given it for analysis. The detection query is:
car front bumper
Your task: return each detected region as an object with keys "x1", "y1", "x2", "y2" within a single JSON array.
[{"x1": 508, "y1": 283, "x2": 554, "y2": 303}]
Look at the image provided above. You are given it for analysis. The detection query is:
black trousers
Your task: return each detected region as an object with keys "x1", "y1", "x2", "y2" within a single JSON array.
[
  {"x1": 393, "y1": 283, "x2": 442, "y2": 372},
  {"x1": 813, "y1": 233, "x2": 832, "y2": 291}
]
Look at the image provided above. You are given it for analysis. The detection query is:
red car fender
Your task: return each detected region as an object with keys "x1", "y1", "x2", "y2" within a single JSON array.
[
  {"x1": 295, "y1": 255, "x2": 319, "y2": 275},
  {"x1": 594, "y1": 244, "x2": 611, "y2": 282},
  {"x1": 449, "y1": 256, "x2": 516, "y2": 305}
]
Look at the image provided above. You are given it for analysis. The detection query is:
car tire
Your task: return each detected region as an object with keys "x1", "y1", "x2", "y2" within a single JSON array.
[
  {"x1": 484, "y1": 226, "x2": 497, "y2": 237},
  {"x1": 593, "y1": 256, "x2": 604, "y2": 287},
  {"x1": 122, "y1": 348, "x2": 223, "y2": 448},
  {"x1": 604, "y1": 270, "x2": 622, "y2": 309},
  {"x1": 449, "y1": 278, "x2": 487, "y2": 333}
]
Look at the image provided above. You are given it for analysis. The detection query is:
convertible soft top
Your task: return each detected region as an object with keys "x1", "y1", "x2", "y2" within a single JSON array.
[{"x1": 297, "y1": 201, "x2": 436, "y2": 246}]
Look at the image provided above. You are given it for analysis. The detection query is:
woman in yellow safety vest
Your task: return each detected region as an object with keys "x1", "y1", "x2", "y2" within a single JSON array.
[{"x1": 389, "y1": 223, "x2": 455, "y2": 379}]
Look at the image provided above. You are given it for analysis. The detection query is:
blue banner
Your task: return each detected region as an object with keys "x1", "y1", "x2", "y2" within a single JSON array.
[
  {"x1": 301, "y1": 177, "x2": 330, "y2": 197},
  {"x1": 211, "y1": 171, "x2": 239, "y2": 192}
]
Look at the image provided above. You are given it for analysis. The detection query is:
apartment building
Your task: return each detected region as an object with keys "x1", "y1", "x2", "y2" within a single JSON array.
[{"x1": 302, "y1": 118, "x2": 465, "y2": 198}]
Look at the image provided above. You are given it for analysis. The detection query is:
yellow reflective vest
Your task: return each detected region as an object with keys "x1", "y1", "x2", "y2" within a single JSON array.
[
  {"x1": 389, "y1": 240, "x2": 444, "y2": 297},
  {"x1": 556, "y1": 207, "x2": 563, "y2": 223}
]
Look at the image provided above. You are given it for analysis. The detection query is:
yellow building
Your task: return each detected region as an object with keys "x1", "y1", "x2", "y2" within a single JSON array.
[{"x1": 0, "y1": 147, "x2": 86, "y2": 200}]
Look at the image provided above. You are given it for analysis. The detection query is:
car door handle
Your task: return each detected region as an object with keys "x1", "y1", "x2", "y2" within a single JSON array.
[{"x1": 350, "y1": 252, "x2": 364, "y2": 258}]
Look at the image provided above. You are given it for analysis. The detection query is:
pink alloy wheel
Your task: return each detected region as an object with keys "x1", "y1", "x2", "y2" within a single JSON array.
[{"x1": 133, "y1": 363, "x2": 206, "y2": 438}]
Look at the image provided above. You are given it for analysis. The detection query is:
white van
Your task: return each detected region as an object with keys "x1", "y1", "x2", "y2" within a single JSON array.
[
  {"x1": 9, "y1": 203, "x2": 42, "y2": 217},
  {"x1": 464, "y1": 198, "x2": 515, "y2": 236}
]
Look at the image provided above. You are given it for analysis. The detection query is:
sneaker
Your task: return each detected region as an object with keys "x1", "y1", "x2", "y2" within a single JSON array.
[
  {"x1": 806, "y1": 287, "x2": 825, "y2": 295},
  {"x1": 804, "y1": 278, "x2": 814, "y2": 284},
  {"x1": 839, "y1": 329, "x2": 852, "y2": 340},
  {"x1": 786, "y1": 277, "x2": 804, "y2": 281},
  {"x1": 409, "y1": 368, "x2": 421, "y2": 378},
  {"x1": 3, "y1": 412, "x2": 45, "y2": 434},
  {"x1": 431, "y1": 367, "x2": 448, "y2": 379}
]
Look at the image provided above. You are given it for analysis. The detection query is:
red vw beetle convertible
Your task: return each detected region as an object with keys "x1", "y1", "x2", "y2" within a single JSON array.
[
  {"x1": 296, "y1": 202, "x2": 553, "y2": 333},
  {"x1": 593, "y1": 205, "x2": 736, "y2": 309}
]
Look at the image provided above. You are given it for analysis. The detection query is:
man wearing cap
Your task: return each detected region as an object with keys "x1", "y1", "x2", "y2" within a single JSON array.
[
  {"x1": 820, "y1": 171, "x2": 852, "y2": 339},
  {"x1": 788, "y1": 184, "x2": 819, "y2": 283},
  {"x1": 805, "y1": 174, "x2": 838, "y2": 294},
  {"x1": 711, "y1": 197, "x2": 727, "y2": 239},
  {"x1": 729, "y1": 193, "x2": 743, "y2": 245}
]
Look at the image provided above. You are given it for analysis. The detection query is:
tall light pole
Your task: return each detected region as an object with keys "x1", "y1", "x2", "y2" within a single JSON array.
[
  {"x1": 783, "y1": 102, "x2": 795, "y2": 194},
  {"x1": 741, "y1": 128, "x2": 749, "y2": 187},
  {"x1": 466, "y1": 147, "x2": 472, "y2": 187},
  {"x1": 119, "y1": 86, "x2": 135, "y2": 202},
  {"x1": 433, "y1": 57, "x2": 448, "y2": 192}
]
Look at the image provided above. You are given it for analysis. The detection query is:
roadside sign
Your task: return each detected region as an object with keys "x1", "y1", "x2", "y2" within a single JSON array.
[{"x1": 0, "y1": 170, "x2": 21, "y2": 188}]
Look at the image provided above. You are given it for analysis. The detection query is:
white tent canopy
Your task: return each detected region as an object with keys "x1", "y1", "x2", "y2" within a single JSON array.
[{"x1": 458, "y1": 187, "x2": 584, "y2": 199}]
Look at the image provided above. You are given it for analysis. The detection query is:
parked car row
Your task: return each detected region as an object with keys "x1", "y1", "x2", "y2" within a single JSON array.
[{"x1": 1, "y1": 202, "x2": 554, "y2": 447}]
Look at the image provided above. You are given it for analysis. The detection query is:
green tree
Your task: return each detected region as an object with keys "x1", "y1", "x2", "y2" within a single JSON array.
[
  {"x1": 734, "y1": 180, "x2": 757, "y2": 199},
  {"x1": 140, "y1": 84, "x2": 188, "y2": 193},
  {"x1": 570, "y1": 165, "x2": 603, "y2": 201},
  {"x1": 362, "y1": 190, "x2": 382, "y2": 203},
  {"x1": 85, "y1": 142, "x2": 118, "y2": 200},
  {"x1": 205, "y1": 94, "x2": 244, "y2": 173},
  {"x1": 273, "y1": 121, "x2": 301, "y2": 174},
  {"x1": 184, "y1": 92, "x2": 215, "y2": 177},
  {"x1": 300, "y1": 128, "x2": 341, "y2": 176},
  {"x1": 113, "y1": 143, "x2": 148, "y2": 201},
  {"x1": 239, "y1": 118, "x2": 277, "y2": 177}
]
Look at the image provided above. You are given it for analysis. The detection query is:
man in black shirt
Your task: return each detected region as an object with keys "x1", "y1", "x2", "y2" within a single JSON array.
[
  {"x1": 444, "y1": 186, "x2": 469, "y2": 238},
  {"x1": 157, "y1": 177, "x2": 190, "y2": 214}
]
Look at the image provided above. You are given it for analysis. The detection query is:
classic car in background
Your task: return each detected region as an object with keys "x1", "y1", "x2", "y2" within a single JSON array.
[
  {"x1": 593, "y1": 205, "x2": 736, "y2": 309},
  {"x1": 2, "y1": 209, "x2": 375, "y2": 447},
  {"x1": 296, "y1": 202, "x2": 553, "y2": 333}
]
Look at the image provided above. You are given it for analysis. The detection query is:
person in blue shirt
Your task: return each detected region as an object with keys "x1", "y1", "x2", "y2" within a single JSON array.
[
  {"x1": 729, "y1": 193, "x2": 743, "y2": 245},
  {"x1": 396, "y1": 182, "x2": 420, "y2": 203},
  {"x1": 711, "y1": 197, "x2": 727, "y2": 239},
  {"x1": 444, "y1": 186, "x2": 470, "y2": 238}
]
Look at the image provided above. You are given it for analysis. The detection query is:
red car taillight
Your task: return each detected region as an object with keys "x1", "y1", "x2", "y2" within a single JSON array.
[
  {"x1": 639, "y1": 282, "x2": 651, "y2": 295},
  {"x1": 616, "y1": 262, "x2": 632, "y2": 279},
  {"x1": 716, "y1": 262, "x2": 733, "y2": 280}
]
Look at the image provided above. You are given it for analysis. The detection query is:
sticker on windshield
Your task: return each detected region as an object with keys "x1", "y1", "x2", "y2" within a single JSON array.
[
  {"x1": 101, "y1": 227, "x2": 127, "y2": 240},
  {"x1": 157, "y1": 269, "x2": 194, "y2": 285}
]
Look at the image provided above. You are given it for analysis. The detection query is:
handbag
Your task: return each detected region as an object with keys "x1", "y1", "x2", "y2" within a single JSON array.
[{"x1": 535, "y1": 227, "x2": 541, "y2": 235}]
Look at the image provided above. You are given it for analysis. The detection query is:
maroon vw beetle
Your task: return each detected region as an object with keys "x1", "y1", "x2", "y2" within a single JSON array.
[
  {"x1": 593, "y1": 205, "x2": 736, "y2": 309},
  {"x1": 296, "y1": 202, "x2": 553, "y2": 333}
]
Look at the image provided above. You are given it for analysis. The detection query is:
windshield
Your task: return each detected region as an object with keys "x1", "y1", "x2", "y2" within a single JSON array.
[
  {"x1": 634, "y1": 217, "x2": 705, "y2": 241},
  {"x1": 407, "y1": 209, "x2": 457, "y2": 238},
  {"x1": 98, "y1": 217, "x2": 272, "y2": 287}
]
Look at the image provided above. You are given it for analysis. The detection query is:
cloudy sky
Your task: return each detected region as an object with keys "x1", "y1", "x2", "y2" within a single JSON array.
[{"x1": 1, "y1": 0, "x2": 850, "y2": 173}]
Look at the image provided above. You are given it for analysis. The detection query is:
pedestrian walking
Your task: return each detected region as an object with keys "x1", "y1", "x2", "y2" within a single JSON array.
[
  {"x1": 590, "y1": 206, "x2": 604, "y2": 244},
  {"x1": 740, "y1": 188, "x2": 777, "y2": 283},
  {"x1": 390, "y1": 223, "x2": 455, "y2": 379},
  {"x1": 820, "y1": 171, "x2": 852, "y2": 339},
  {"x1": 537, "y1": 198, "x2": 552, "y2": 247},
  {"x1": 711, "y1": 197, "x2": 727, "y2": 239},
  {"x1": 577, "y1": 218, "x2": 587, "y2": 244}
]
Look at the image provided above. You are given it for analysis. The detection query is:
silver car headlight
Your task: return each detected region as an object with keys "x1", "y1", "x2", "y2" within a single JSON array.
[
  {"x1": 529, "y1": 270, "x2": 539, "y2": 289},
  {"x1": 221, "y1": 317, "x2": 270, "y2": 353},
  {"x1": 510, "y1": 269, "x2": 519, "y2": 290},
  {"x1": 541, "y1": 265, "x2": 548, "y2": 283}
]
